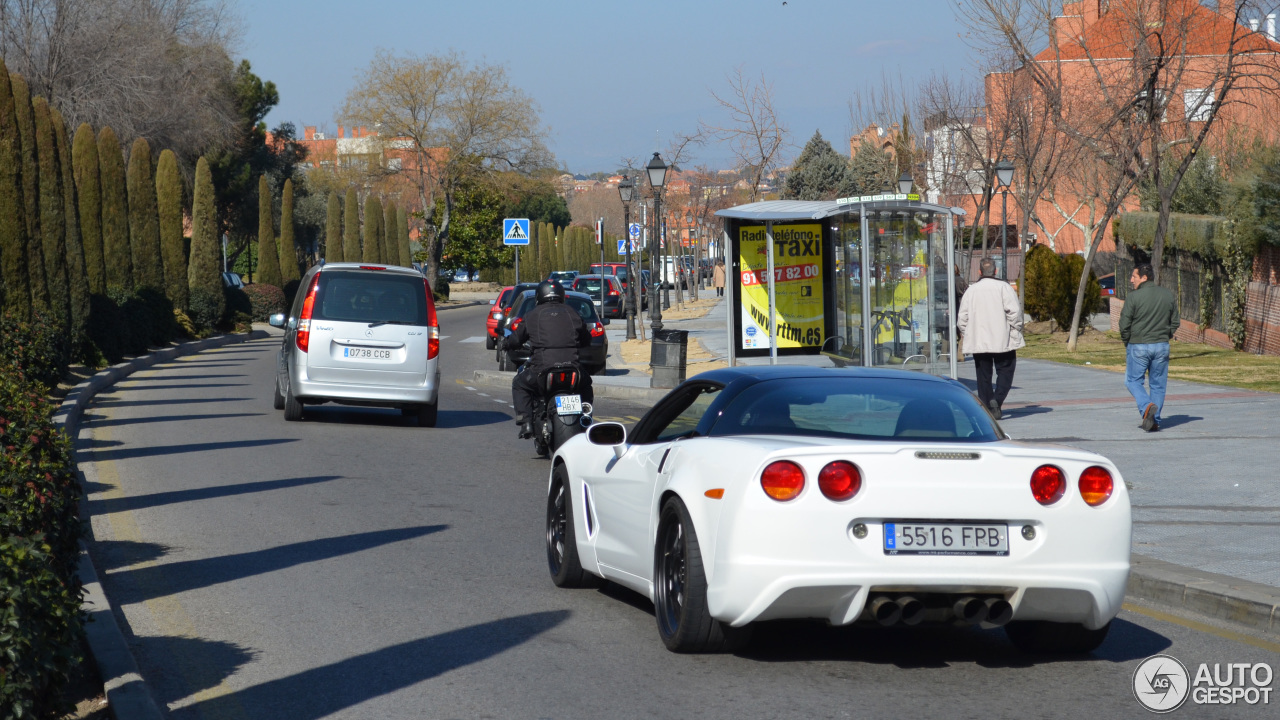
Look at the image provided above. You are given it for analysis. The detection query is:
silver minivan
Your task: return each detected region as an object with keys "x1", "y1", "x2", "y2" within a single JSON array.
[{"x1": 270, "y1": 263, "x2": 441, "y2": 426}]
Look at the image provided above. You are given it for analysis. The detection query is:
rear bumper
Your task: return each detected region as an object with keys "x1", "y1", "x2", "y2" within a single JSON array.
[{"x1": 291, "y1": 363, "x2": 440, "y2": 405}]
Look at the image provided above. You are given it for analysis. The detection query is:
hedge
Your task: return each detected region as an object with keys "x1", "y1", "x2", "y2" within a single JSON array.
[{"x1": 242, "y1": 283, "x2": 285, "y2": 323}]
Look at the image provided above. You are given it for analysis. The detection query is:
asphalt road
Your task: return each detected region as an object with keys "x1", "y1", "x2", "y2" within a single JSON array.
[{"x1": 80, "y1": 304, "x2": 1279, "y2": 719}]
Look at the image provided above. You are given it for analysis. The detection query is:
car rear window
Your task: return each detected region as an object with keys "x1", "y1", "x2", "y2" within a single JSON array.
[
  {"x1": 709, "y1": 378, "x2": 1000, "y2": 443},
  {"x1": 312, "y1": 271, "x2": 428, "y2": 325},
  {"x1": 574, "y1": 277, "x2": 614, "y2": 294},
  {"x1": 513, "y1": 295, "x2": 599, "y2": 323}
]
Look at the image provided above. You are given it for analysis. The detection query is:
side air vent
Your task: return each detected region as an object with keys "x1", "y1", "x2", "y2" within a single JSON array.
[
  {"x1": 582, "y1": 483, "x2": 597, "y2": 538},
  {"x1": 915, "y1": 451, "x2": 981, "y2": 460}
]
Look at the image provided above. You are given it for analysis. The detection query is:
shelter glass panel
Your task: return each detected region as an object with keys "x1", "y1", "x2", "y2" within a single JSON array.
[
  {"x1": 828, "y1": 214, "x2": 863, "y2": 364},
  {"x1": 867, "y1": 210, "x2": 950, "y2": 374}
]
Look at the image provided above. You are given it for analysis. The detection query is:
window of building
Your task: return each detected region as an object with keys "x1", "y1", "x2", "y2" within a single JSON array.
[{"x1": 1184, "y1": 88, "x2": 1214, "y2": 122}]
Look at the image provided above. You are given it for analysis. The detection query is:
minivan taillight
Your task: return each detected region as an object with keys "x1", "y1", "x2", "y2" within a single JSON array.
[
  {"x1": 295, "y1": 274, "x2": 320, "y2": 352},
  {"x1": 424, "y1": 278, "x2": 440, "y2": 360}
]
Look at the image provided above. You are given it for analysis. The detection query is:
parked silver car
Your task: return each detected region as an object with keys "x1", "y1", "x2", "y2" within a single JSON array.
[{"x1": 269, "y1": 263, "x2": 441, "y2": 426}]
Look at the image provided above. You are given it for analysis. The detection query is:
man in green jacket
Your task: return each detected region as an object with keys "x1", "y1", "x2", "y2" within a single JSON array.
[{"x1": 1118, "y1": 263, "x2": 1181, "y2": 432}]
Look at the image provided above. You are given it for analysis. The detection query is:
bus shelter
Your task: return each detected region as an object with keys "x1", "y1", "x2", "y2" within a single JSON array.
[{"x1": 715, "y1": 198, "x2": 966, "y2": 379}]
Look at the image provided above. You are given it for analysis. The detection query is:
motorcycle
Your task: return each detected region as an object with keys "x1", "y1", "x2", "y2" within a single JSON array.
[{"x1": 521, "y1": 362, "x2": 592, "y2": 457}]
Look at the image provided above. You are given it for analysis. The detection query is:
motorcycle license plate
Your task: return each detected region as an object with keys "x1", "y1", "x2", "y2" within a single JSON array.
[{"x1": 554, "y1": 395, "x2": 582, "y2": 415}]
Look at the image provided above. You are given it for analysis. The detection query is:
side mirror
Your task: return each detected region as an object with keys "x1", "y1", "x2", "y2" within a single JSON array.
[
  {"x1": 268, "y1": 313, "x2": 286, "y2": 328},
  {"x1": 587, "y1": 422, "x2": 628, "y2": 459},
  {"x1": 601, "y1": 318, "x2": 610, "y2": 326}
]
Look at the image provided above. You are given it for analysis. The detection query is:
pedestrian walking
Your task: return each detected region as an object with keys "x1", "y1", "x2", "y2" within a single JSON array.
[
  {"x1": 957, "y1": 257, "x2": 1024, "y2": 419},
  {"x1": 713, "y1": 259, "x2": 726, "y2": 297},
  {"x1": 1119, "y1": 263, "x2": 1180, "y2": 432}
]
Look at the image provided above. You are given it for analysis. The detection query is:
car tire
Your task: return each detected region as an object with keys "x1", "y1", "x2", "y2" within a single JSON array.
[
  {"x1": 272, "y1": 376, "x2": 285, "y2": 410},
  {"x1": 1005, "y1": 620, "x2": 1111, "y2": 655},
  {"x1": 416, "y1": 401, "x2": 438, "y2": 428},
  {"x1": 486, "y1": 335, "x2": 496, "y2": 350},
  {"x1": 654, "y1": 497, "x2": 752, "y2": 653},
  {"x1": 499, "y1": 351, "x2": 513, "y2": 372},
  {"x1": 546, "y1": 464, "x2": 599, "y2": 588},
  {"x1": 283, "y1": 376, "x2": 304, "y2": 422}
]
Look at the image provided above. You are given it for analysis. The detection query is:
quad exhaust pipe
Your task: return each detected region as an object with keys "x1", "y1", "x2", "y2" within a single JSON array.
[
  {"x1": 953, "y1": 596, "x2": 989, "y2": 625},
  {"x1": 984, "y1": 597, "x2": 1014, "y2": 626},
  {"x1": 866, "y1": 594, "x2": 1013, "y2": 626},
  {"x1": 869, "y1": 596, "x2": 901, "y2": 626}
]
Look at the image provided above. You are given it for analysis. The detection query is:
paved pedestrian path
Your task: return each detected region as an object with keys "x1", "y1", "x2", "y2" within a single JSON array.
[{"x1": 591, "y1": 296, "x2": 1280, "y2": 591}]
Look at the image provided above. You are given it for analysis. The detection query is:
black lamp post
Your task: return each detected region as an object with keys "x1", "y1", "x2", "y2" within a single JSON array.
[
  {"x1": 618, "y1": 176, "x2": 637, "y2": 340},
  {"x1": 685, "y1": 210, "x2": 698, "y2": 300},
  {"x1": 995, "y1": 159, "x2": 1015, "y2": 280},
  {"x1": 646, "y1": 152, "x2": 667, "y2": 333}
]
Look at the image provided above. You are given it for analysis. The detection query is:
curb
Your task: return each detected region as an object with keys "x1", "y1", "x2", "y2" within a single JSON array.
[
  {"x1": 54, "y1": 329, "x2": 268, "y2": 720},
  {"x1": 471, "y1": 369, "x2": 670, "y2": 403},
  {"x1": 1127, "y1": 555, "x2": 1280, "y2": 636},
  {"x1": 436, "y1": 300, "x2": 487, "y2": 311}
]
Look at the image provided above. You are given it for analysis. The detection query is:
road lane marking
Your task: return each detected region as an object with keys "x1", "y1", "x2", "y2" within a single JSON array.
[
  {"x1": 494, "y1": 399, "x2": 506, "y2": 403},
  {"x1": 464, "y1": 386, "x2": 476, "y2": 391},
  {"x1": 478, "y1": 393, "x2": 490, "y2": 397},
  {"x1": 1122, "y1": 602, "x2": 1280, "y2": 654},
  {"x1": 458, "y1": 336, "x2": 486, "y2": 343}
]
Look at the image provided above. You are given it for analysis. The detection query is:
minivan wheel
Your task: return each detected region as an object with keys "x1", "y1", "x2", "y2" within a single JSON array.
[
  {"x1": 416, "y1": 401, "x2": 438, "y2": 428},
  {"x1": 272, "y1": 377, "x2": 285, "y2": 410},
  {"x1": 283, "y1": 377, "x2": 304, "y2": 421}
]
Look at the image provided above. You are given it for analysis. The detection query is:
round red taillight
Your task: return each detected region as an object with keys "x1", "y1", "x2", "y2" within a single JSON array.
[
  {"x1": 1030, "y1": 465, "x2": 1066, "y2": 505},
  {"x1": 760, "y1": 460, "x2": 804, "y2": 501},
  {"x1": 1079, "y1": 466, "x2": 1114, "y2": 507},
  {"x1": 818, "y1": 461, "x2": 861, "y2": 501}
]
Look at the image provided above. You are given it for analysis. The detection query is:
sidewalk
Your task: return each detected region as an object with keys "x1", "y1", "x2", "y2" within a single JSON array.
[{"x1": 478, "y1": 294, "x2": 1280, "y2": 633}]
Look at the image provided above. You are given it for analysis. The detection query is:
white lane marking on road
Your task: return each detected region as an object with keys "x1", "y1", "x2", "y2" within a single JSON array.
[
  {"x1": 494, "y1": 399, "x2": 506, "y2": 403},
  {"x1": 478, "y1": 392, "x2": 490, "y2": 397},
  {"x1": 458, "y1": 336, "x2": 486, "y2": 344},
  {"x1": 464, "y1": 386, "x2": 477, "y2": 391},
  {"x1": 438, "y1": 336, "x2": 449, "y2": 340}
]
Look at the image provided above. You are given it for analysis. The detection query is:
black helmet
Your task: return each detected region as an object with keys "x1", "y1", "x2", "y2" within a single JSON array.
[{"x1": 536, "y1": 280, "x2": 565, "y2": 304}]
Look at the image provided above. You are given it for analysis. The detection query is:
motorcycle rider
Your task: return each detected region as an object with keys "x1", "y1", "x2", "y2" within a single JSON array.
[{"x1": 510, "y1": 280, "x2": 594, "y2": 437}]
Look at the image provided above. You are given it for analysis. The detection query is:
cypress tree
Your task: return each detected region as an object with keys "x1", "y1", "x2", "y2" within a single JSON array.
[
  {"x1": 156, "y1": 149, "x2": 187, "y2": 310},
  {"x1": 0, "y1": 61, "x2": 29, "y2": 320},
  {"x1": 279, "y1": 178, "x2": 300, "y2": 282},
  {"x1": 343, "y1": 188, "x2": 360, "y2": 262},
  {"x1": 127, "y1": 138, "x2": 163, "y2": 289},
  {"x1": 72, "y1": 123, "x2": 105, "y2": 294},
  {"x1": 187, "y1": 157, "x2": 222, "y2": 327},
  {"x1": 325, "y1": 190, "x2": 342, "y2": 263},
  {"x1": 397, "y1": 205, "x2": 411, "y2": 267},
  {"x1": 363, "y1": 195, "x2": 382, "y2": 263},
  {"x1": 382, "y1": 200, "x2": 397, "y2": 266},
  {"x1": 32, "y1": 96, "x2": 69, "y2": 331},
  {"x1": 52, "y1": 107, "x2": 89, "y2": 347},
  {"x1": 12, "y1": 74, "x2": 47, "y2": 313},
  {"x1": 98, "y1": 127, "x2": 132, "y2": 289},
  {"x1": 256, "y1": 175, "x2": 282, "y2": 288}
]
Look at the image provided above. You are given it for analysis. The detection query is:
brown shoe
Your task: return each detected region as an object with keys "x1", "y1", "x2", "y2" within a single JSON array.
[{"x1": 1141, "y1": 403, "x2": 1157, "y2": 432}]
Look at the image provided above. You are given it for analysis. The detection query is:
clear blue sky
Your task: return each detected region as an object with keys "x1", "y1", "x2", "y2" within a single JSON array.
[{"x1": 241, "y1": 1, "x2": 973, "y2": 174}]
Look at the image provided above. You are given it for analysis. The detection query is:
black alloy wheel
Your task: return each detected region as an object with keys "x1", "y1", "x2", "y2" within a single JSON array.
[
  {"x1": 655, "y1": 506, "x2": 688, "y2": 641},
  {"x1": 546, "y1": 465, "x2": 596, "y2": 587}
]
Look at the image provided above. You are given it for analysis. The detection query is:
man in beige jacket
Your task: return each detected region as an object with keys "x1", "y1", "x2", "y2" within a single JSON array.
[{"x1": 957, "y1": 258, "x2": 1025, "y2": 419}]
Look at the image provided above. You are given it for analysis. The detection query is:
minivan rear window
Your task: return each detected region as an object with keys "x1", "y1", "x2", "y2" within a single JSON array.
[{"x1": 312, "y1": 271, "x2": 428, "y2": 325}]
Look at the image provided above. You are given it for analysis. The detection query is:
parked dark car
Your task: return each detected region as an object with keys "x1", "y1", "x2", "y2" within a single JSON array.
[
  {"x1": 497, "y1": 290, "x2": 608, "y2": 375},
  {"x1": 571, "y1": 274, "x2": 626, "y2": 319},
  {"x1": 1098, "y1": 273, "x2": 1116, "y2": 312}
]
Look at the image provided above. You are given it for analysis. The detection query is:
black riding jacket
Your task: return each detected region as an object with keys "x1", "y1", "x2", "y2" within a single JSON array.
[{"x1": 510, "y1": 302, "x2": 591, "y2": 368}]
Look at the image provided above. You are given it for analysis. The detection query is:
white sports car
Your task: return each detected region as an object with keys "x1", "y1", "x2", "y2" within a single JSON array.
[{"x1": 545, "y1": 367, "x2": 1131, "y2": 654}]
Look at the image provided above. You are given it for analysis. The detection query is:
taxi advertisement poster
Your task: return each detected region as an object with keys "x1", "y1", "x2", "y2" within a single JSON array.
[{"x1": 738, "y1": 223, "x2": 824, "y2": 351}]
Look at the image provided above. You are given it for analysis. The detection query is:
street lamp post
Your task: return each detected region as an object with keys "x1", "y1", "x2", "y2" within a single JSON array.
[
  {"x1": 995, "y1": 160, "x2": 1015, "y2": 281},
  {"x1": 646, "y1": 152, "x2": 667, "y2": 334},
  {"x1": 685, "y1": 210, "x2": 698, "y2": 301},
  {"x1": 619, "y1": 176, "x2": 637, "y2": 340}
]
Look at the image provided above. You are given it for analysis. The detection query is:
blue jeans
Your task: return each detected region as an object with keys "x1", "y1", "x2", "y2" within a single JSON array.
[{"x1": 1125, "y1": 343, "x2": 1170, "y2": 422}]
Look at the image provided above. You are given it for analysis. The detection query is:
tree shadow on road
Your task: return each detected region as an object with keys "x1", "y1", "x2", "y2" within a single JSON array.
[
  {"x1": 90, "y1": 396, "x2": 254, "y2": 408},
  {"x1": 111, "y1": 382, "x2": 250, "y2": 391},
  {"x1": 90, "y1": 539, "x2": 172, "y2": 571},
  {"x1": 104, "y1": 525, "x2": 448, "y2": 604},
  {"x1": 79, "y1": 411, "x2": 266, "y2": 428},
  {"x1": 86, "y1": 475, "x2": 344, "y2": 516},
  {"x1": 77, "y1": 437, "x2": 296, "y2": 463},
  {"x1": 435, "y1": 410, "x2": 511, "y2": 429},
  {"x1": 173, "y1": 611, "x2": 569, "y2": 720},
  {"x1": 130, "y1": 635, "x2": 258, "y2": 712}
]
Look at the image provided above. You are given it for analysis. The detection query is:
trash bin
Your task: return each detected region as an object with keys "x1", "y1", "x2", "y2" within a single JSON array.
[{"x1": 650, "y1": 329, "x2": 688, "y2": 389}]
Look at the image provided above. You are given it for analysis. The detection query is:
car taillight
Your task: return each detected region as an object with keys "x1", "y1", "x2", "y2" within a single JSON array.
[
  {"x1": 589, "y1": 322, "x2": 604, "y2": 337},
  {"x1": 510, "y1": 318, "x2": 523, "y2": 330},
  {"x1": 359, "y1": 265, "x2": 385, "y2": 271},
  {"x1": 423, "y1": 278, "x2": 439, "y2": 360},
  {"x1": 1030, "y1": 465, "x2": 1066, "y2": 505},
  {"x1": 761, "y1": 460, "x2": 804, "y2": 501},
  {"x1": 295, "y1": 274, "x2": 320, "y2": 352},
  {"x1": 492, "y1": 313, "x2": 502, "y2": 320},
  {"x1": 818, "y1": 461, "x2": 861, "y2": 501},
  {"x1": 1079, "y1": 466, "x2": 1113, "y2": 506}
]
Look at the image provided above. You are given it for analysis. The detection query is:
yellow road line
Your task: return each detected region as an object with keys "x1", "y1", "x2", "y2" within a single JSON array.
[
  {"x1": 91, "y1": 369, "x2": 246, "y2": 718},
  {"x1": 1123, "y1": 602, "x2": 1280, "y2": 654}
]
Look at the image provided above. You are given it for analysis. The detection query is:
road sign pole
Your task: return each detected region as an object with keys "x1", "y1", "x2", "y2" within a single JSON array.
[
  {"x1": 514, "y1": 247, "x2": 519, "y2": 285},
  {"x1": 598, "y1": 218, "x2": 605, "y2": 312}
]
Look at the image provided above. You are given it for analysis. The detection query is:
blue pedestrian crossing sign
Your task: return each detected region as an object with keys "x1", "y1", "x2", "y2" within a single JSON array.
[{"x1": 503, "y1": 218, "x2": 530, "y2": 246}]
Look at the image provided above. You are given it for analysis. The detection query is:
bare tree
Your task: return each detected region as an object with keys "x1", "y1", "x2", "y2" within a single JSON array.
[
  {"x1": 341, "y1": 50, "x2": 554, "y2": 281},
  {"x1": 703, "y1": 66, "x2": 788, "y2": 202}
]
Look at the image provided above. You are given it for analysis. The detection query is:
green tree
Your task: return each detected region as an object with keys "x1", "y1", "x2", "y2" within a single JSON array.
[
  {"x1": 0, "y1": 62, "x2": 29, "y2": 320},
  {"x1": 72, "y1": 123, "x2": 104, "y2": 295},
  {"x1": 32, "y1": 97, "x2": 69, "y2": 331},
  {"x1": 156, "y1": 149, "x2": 187, "y2": 310},
  {"x1": 127, "y1": 138, "x2": 163, "y2": 289},
  {"x1": 343, "y1": 188, "x2": 360, "y2": 261},
  {"x1": 382, "y1": 200, "x2": 397, "y2": 266},
  {"x1": 98, "y1": 127, "x2": 132, "y2": 290},
  {"x1": 279, "y1": 178, "x2": 300, "y2": 282},
  {"x1": 397, "y1": 204, "x2": 411, "y2": 267},
  {"x1": 51, "y1": 107, "x2": 89, "y2": 348},
  {"x1": 506, "y1": 179, "x2": 571, "y2": 227},
  {"x1": 849, "y1": 139, "x2": 896, "y2": 195},
  {"x1": 1023, "y1": 244, "x2": 1065, "y2": 323},
  {"x1": 256, "y1": 175, "x2": 282, "y2": 288},
  {"x1": 435, "y1": 177, "x2": 507, "y2": 272},
  {"x1": 187, "y1": 157, "x2": 223, "y2": 328},
  {"x1": 325, "y1": 190, "x2": 343, "y2": 263},
  {"x1": 363, "y1": 195, "x2": 383, "y2": 263},
  {"x1": 782, "y1": 130, "x2": 855, "y2": 201},
  {"x1": 12, "y1": 74, "x2": 46, "y2": 313},
  {"x1": 1258, "y1": 148, "x2": 1280, "y2": 247}
]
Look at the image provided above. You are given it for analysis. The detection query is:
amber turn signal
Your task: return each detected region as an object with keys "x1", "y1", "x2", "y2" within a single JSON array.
[{"x1": 704, "y1": 488, "x2": 725, "y2": 499}]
